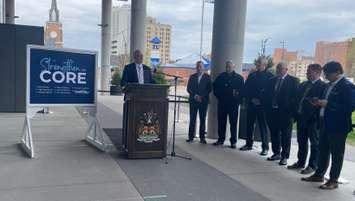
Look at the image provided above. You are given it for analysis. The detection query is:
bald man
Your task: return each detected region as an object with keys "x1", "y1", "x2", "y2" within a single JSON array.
[
  {"x1": 120, "y1": 49, "x2": 154, "y2": 88},
  {"x1": 266, "y1": 62, "x2": 299, "y2": 166},
  {"x1": 213, "y1": 61, "x2": 244, "y2": 148}
]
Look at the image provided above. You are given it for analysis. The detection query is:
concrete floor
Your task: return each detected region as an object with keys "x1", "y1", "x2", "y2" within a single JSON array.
[
  {"x1": 0, "y1": 95, "x2": 353, "y2": 201},
  {"x1": 0, "y1": 105, "x2": 143, "y2": 201}
]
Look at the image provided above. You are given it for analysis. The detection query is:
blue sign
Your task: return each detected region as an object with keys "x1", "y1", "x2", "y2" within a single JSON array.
[
  {"x1": 150, "y1": 36, "x2": 161, "y2": 44},
  {"x1": 150, "y1": 57, "x2": 160, "y2": 67},
  {"x1": 28, "y1": 46, "x2": 97, "y2": 105}
]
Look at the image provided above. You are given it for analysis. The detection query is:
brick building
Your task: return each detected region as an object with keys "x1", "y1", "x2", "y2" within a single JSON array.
[
  {"x1": 273, "y1": 48, "x2": 298, "y2": 65},
  {"x1": 315, "y1": 39, "x2": 355, "y2": 79}
]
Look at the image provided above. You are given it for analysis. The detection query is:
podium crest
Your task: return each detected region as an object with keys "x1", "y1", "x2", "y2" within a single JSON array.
[{"x1": 137, "y1": 110, "x2": 160, "y2": 143}]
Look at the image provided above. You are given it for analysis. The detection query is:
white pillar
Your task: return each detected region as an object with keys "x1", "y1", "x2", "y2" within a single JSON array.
[
  {"x1": 5, "y1": 0, "x2": 15, "y2": 24},
  {"x1": 100, "y1": 0, "x2": 112, "y2": 93},
  {"x1": 207, "y1": 0, "x2": 247, "y2": 139},
  {"x1": 130, "y1": 0, "x2": 146, "y2": 60}
]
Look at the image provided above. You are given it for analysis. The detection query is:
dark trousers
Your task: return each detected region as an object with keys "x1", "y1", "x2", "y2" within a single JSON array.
[
  {"x1": 268, "y1": 109, "x2": 293, "y2": 159},
  {"x1": 246, "y1": 104, "x2": 269, "y2": 150},
  {"x1": 217, "y1": 102, "x2": 239, "y2": 144},
  {"x1": 296, "y1": 120, "x2": 319, "y2": 168},
  {"x1": 188, "y1": 102, "x2": 208, "y2": 140},
  {"x1": 315, "y1": 126, "x2": 347, "y2": 182}
]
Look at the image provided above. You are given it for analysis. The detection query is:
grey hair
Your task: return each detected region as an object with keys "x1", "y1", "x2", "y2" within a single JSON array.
[{"x1": 225, "y1": 60, "x2": 234, "y2": 65}]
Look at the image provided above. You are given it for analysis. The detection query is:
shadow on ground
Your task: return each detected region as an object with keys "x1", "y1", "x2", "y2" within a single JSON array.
[{"x1": 104, "y1": 128, "x2": 270, "y2": 201}]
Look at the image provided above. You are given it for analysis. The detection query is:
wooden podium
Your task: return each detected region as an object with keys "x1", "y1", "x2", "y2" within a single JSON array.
[{"x1": 122, "y1": 84, "x2": 169, "y2": 159}]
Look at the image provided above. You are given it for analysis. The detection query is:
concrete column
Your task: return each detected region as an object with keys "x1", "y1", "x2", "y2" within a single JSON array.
[
  {"x1": 100, "y1": 0, "x2": 112, "y2": 93},
  {"x1": 130, "y1": 0, "x2": 146, "y2": 60},
  {"x1": 207, "y1": 0, "x2": 247, "y2": 139},
  {"x1": 5, "y1": 0, "x2": 15, "y2": 24}
]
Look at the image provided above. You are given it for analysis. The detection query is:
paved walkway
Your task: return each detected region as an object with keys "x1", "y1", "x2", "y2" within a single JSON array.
[
  {"x1": 0, "y1": 95, "x2": 353, "y2": 201},
  {"x1": 0, "y1": 105, "x2": 142, "y2": 201},
  {"x1": 100, "y1": 95, "x2": 355, "y2": 201}
]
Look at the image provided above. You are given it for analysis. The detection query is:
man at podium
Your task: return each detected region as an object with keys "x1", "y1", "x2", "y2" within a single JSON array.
[{"x1": 120, "y1": 49, "x2": 154, "y2": 87}]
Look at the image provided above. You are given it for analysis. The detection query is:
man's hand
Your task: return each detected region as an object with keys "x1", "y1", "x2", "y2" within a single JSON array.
[
  {"x1": 194, "y1": 95, "x2": 202, "y2": 102},
  {"x1": 317, "y1": 99, "x2": 328, "y2": 107},
  {"x1": 251, "y1": 98, "x2": 261, "y2": 105},
  {"x1": 309, "y1": 97, "x2": 327, "y2": 107}
]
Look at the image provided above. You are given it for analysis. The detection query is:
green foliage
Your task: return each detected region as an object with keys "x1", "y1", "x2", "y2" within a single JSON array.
[
  {"x1": 111, "y1": 70, "x2": 122, "y2": 86},
  {"x1": 347, "y1": 112, "x2": 355, "y2": 145},
  {"x1": 152, "y1": 68, "x2": 167, "y2": 84}
]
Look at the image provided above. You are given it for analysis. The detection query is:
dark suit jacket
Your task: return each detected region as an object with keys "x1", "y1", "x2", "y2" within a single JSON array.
[
  {"x1": 187, "y1": 73, "x2": 212, "y2": 105},
  {"x1": 213, "y1": 71, "x2": 244, "y2": 105},
  {"x1": 323, "y1": 77, "x2": 355, "y2": 134},
  {"x1": 296, "y1": 79, "x2": 327, "y2": 123},
  {"x1": 120, "y1": 63, "x2": 154, "y2": 87},
  {"x1": 243, "y1": 70, "x2": 274, "y2": 106},
  {"x1": 266, "y1": 74, "x2": 300, "y2": 119}
]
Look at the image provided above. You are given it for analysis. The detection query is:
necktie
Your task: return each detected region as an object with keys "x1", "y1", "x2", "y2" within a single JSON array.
[
  {"x1": 272, "y1": 78, "x2": 283, "y2": 108},
  {"x1": 274, "y1": 78, "x2": 283, "y2": 92},
  {"x1": 138, "y1": 65, "x2": 144, "y2": 84},
  {"x1": 198, "y1": 73, "x2": 203, "y2": 84}
]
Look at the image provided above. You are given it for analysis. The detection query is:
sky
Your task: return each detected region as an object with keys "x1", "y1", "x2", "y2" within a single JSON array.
[{"x1": 9, "y1": 0, "x2": 355, "y2": 63}]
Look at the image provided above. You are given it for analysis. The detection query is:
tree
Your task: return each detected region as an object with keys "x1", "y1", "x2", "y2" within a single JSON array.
[
  {"x1": 111, "y1": 68, "x2": 122, "y2": 86},
  {"x1": 152, "y1": 67, "x2": 167, "y2": 84},
  {"x1": 254, "y1": 55, "x2": 274, "y2": 69}
]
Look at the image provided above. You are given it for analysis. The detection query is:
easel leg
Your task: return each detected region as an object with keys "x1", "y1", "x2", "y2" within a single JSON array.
[
  {"x1": 85, "y1": 117, "x2": 107, "y2": 152},
  {"x1": 20, "y1": 117, "x2": 35, "y2": 158}
]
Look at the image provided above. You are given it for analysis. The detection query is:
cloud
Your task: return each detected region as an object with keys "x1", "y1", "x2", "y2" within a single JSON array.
[{"x1": 12, "y1": 0, "x2": 355, "y2": 63}]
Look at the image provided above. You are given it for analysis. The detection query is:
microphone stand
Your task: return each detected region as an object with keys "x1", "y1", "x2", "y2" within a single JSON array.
[{"x1": 153, "y1": 69, "x2": 192, "y2": 161}]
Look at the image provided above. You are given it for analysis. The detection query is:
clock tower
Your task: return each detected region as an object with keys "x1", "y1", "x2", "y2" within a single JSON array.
[{"x1": 44, "y1": 0, "x2": 63, "y2": 47}]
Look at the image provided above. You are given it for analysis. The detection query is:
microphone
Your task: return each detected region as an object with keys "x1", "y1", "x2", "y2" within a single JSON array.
[{"x1": 153, "y1": 67, "x2": 183, "y2": 79}]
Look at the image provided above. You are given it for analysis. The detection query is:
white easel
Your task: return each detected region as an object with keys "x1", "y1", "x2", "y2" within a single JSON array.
[{"x1": 20, "y1": 45, "x2": 106, "y2": 158}]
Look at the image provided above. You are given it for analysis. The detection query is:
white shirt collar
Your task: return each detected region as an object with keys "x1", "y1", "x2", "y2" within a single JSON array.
[
  {"x1": 311, "y1": 78, "x2": 320, "y2": 84},
  {"x1": 330, "y1": 75, "x2": 343, "y2": 86},
  {"x1": 277, "y1": 73, "x2": 287, "y2": 80},
  {"x1": 135, "y1": 63, "x2": 143, "y2": 68}
]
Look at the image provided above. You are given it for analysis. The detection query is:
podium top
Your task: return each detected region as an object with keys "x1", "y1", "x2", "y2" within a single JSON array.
[
  {"x1": 123, "y1": 84, "x2": 170, "y2": 101},
  {"x1": 124, "y1": 84, "x2": 170, "y2": 90}
]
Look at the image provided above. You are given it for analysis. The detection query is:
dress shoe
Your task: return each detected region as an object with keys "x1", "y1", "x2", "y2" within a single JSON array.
[
  {"x1": 186, "y1": 139, "x2": 194, "y2": 143},
  {"x1": 287, "y1": 162, "x2": 304, "y2": 170},
  {"x1": 301, "y1": 174, "x2": 324, "y2": 182},
  {"x1": 260, "y1": 149, "x2": 268, "y2": 156},
  {"x1": 267, "y1": 154, "x2": 281, "y2": 161},
  {"x1": 319, "y1": 181, "x2": 338, "y2": 190},
  {"x1": 213, "y1": 141, "x2": 224, "y2": 146},
  {"x1": 200, "y1": 138, "x2": 207, "y2": 144},
  {"x1": 300, "y1": 166, "x2": 315, "y2": 175},
  {"x1": 230, "y1": 144, "x2": 236, "y2": 149},
  {"x1": 279, "y1": 158, "x2": 287, "y2": 166},
  {"x1": 239, "y1": 145, "x2": 252, "y2": 151}
]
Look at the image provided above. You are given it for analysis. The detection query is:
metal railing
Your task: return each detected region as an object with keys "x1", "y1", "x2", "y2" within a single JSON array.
[{"x1": 168, "y1": 95, "x2": 189, "y2": 122}]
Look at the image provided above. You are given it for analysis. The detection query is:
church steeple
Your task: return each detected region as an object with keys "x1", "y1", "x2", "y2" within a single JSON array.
[{"x1": 49, "y1": 0, "x2": 60, "y2": 22}]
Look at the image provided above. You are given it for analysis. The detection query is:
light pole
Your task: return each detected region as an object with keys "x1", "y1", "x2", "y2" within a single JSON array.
[
  {"x1": 280, "y1": 40, "x2": 286, "y2": 62},
  {"x1": 112, "y1": 29, "x2": 128, "y2": 72},
  {"x1": 261, "y1": 37, "x2": 271, "y2": 56}
]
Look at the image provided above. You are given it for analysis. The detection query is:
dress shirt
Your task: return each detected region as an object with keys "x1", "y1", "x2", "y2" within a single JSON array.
[
  {"x1": 320, "y1": 75, "x2": 344, "y2": 117},
  {"x1": 135, "y1": 63, "x2": 144, "y2": 84}
]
